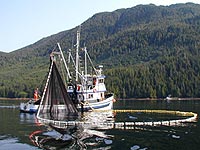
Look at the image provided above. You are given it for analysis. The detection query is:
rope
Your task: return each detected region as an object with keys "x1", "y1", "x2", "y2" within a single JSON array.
[{"x1": 79, "y1": 101, "x2": 94, "y2": 111}]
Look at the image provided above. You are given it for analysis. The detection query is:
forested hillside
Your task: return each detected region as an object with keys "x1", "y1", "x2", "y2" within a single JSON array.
[{"x1": 1, "y1": 3, "x2": 200, "y2": 98}]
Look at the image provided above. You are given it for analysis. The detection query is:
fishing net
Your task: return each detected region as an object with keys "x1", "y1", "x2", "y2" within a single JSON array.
[{"x1": 37, "y1": 60, "x2": 78, "y2": 121}]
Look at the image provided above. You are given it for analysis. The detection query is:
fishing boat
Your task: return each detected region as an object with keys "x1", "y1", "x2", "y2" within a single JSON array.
[
  {"x1": 66, "y1": 30, "x2": 115, "y2": 111},
  {"x1": 20, "y1": 88, "x2": 41, "y2": 113},
  {"x1": 164, "y1": 94, "x2": 180, "y2": 101},
  {"x1": 20, "y1": 99, "x2": 40, "y2": 113},
  {"x1": 36, "y1": 29, "x2": 115, "y2": 120}
]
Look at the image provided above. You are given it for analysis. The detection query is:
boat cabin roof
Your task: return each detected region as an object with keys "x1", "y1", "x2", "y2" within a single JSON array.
[{"x1": 84, "y1": 74, "x2": 105, "y2": 79}]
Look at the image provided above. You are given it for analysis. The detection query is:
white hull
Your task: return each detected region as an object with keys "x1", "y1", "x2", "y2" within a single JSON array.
[
  {"x1": 21, "y1": 95, "x2": 114, "y2": 113},
  {"x1": 77, "y1": 95, "x2": 114, "y2": 111},
  {"x1": 20, "y1": 102, "x2": 39, "y2": 113}
]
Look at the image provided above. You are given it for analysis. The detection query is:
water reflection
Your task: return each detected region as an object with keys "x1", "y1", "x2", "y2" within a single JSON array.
[
  {"x1": 0, "y1": 100, "x2": 199, "y2": 149},
  {"x1": 20, "y1": 113, "x2": 37, "y2": 124},
  {"x1": 0, "y1": 135, "x2": 36, "y2": 150},
  {"x1": 30, "y1": 111, "x2": 115, "y2": 149},
  {"x1": 30, "y1": 127, "x2": 113, "y2": 149},
  {"x1": 30, "y1": 108, "x2": 199, "y2": 149}
]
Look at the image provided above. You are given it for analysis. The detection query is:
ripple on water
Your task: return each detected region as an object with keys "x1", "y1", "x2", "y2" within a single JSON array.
[{"x1": 0, "y1": 136, "x2": 38, "y2": 150}]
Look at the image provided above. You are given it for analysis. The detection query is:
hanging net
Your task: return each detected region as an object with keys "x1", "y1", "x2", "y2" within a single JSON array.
[{"x1": 37, "y1": 60, "x2": 78, "y2": 121}]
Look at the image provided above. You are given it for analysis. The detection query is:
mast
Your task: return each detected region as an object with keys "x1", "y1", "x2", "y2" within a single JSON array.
[
  {"x1": 83, "y1": 46, "x2": 88, "y2": 89},
  {"x1": 84, "y1": 47, "x2": 87, "y2": 78},
  {"x1": 76, "y1": 29, "x2": 80, "y2": 82}
]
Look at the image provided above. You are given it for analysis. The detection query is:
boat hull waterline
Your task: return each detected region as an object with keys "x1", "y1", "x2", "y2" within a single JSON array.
[
  {"x1": 20, "y1": 102, "x2": 39, "y2": 113},
  {"x1": 20, "y1": 95, "x2": 114, "y2": 113}
]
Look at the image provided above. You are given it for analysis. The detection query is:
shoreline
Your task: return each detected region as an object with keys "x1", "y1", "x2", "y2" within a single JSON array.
[
  {"x1": 0, "y1": 97, "x2": 30, "y2": 100},
  {"x1": 1, "y1": 97, "x2": 200, "y2": 101},
  {"x1": 118, "y1": 97, "x2": 200, "y2": 100}
]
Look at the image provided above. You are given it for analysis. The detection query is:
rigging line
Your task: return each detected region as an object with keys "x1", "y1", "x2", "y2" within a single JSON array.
[
  {"x1": 57, "y1": 43, "x2": 72, "y2": 79},
  {"x1": 68, "y1": 49, "x2": 76, "y2": 67},
  {"x1": 85, "y1": 50, "x2": 98, "y2": 75},
  {"x1": 51, "y1": 44, "x2": 59, "y2": 53}
]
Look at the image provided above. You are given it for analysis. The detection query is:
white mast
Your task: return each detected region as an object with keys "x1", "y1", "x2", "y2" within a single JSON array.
[
  {"x1": 84, "y1": 46, "x2": 88, "y2": 87},
  {"x1": 84, "y1": 47, "x2": 87, "y2": 77},
  {"x1": 76, "y1": 29, "x2": 80, "y2": 82}
]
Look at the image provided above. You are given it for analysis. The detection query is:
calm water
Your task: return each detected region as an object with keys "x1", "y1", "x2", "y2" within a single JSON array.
[{"x1": 0, "y1": 99, "x2": 199, "y2": 150}]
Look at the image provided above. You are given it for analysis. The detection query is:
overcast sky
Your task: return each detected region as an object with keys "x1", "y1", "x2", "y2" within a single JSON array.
[{"x1": 0, "y1": 0, "x2": 199, "y2": 52}]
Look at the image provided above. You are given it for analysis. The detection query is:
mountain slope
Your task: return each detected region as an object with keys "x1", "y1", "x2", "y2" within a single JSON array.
[{"x1": 1, "y1": 3, "x2": 200, "y2": 98}]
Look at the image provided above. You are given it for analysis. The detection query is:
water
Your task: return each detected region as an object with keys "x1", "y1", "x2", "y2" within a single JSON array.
[{"x1": 0, "y1": 99, "x2": 199, "y2": 150}]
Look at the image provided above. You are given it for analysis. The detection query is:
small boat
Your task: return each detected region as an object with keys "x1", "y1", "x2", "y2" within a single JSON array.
[
  {"x1": 20, "y1": 99, "x2": 40, "y2": 113},
  {"x1": 164, "y1": 94, "x2": 172, "y2": 100},
  {"x1": 20, "y1": 88, "x2": 41, "y2": 113},
  {"x1": 164, "y1": 94, "x2": 179, "y2": 101}
]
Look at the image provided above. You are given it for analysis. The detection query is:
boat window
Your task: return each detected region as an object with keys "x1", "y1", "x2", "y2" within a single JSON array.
[
  {"x1": 87, "y1": 77, "x2": 93, "y2": 85},
  {"x1": 98, "y1": 79, "x2": 104, "y2": 83},
  {"x1": 88, "y1": 85, "x2": 93, "y2": 90},
  {"x1": 89, "y1": 94, "x2": 93, "y2": 98},
  {"x1": 88, "y1": 80, "x2": 93, "y2": 85},
  {"x1": 68, "y1": 86, "x2": 73, "y2": 90}
]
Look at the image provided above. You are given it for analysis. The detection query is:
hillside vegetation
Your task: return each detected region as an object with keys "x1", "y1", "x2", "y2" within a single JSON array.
[{"x1": 1, "y1": 3, "x2": 200, "y2": 98}]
